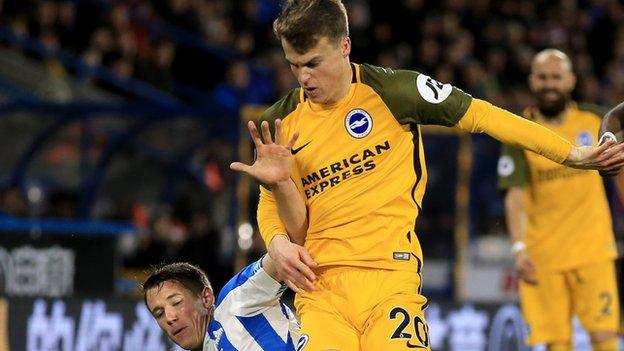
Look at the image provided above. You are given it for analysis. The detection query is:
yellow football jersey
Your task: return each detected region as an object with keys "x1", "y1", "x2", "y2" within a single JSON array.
[
  {"x1": 257, "y1": 63, "x2": 472, "y2": 272},
  {"x1": 256, "y1": 63, "x2": 573, "y2": 273},
  {"x1": 498, "y1": 104, "x2": 617, "y2": 271}
]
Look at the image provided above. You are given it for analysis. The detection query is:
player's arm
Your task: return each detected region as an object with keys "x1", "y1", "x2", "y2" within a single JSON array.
[
  {"x1": 231, "y1": 119, "x2": 316, "y2": 292},
  {"x1": 258, "y1": 190, "x2": 316, "y2": 293},
  {"x1": 504, "y1": 188, "x2": 537, "y2": 284},
  {"x1": 231, "y1": 119, "x2": 308, "y2": 243},
  {"x1": 270, "y1": 181, "x2": 308, "y2": 246},
  {"x1": 497, "y1": 147, "x2": 537, "y2": 284},
  {"x1": 456, "y1": 99, "x2": 624, "y2": 170},
  {"x1": 504, "y1": 188, "x2": 526, "y2": 246},
  {"x1": 597, "y1": 101, "x2": 624, "y2": 176},
  {"x1": 216, "y1": 256, "x2": 287, "y2": 316},
  {"x1": 359, "y1": 67, "x2": 624, "y2": 171},
  {"x1": 599, "y1": 101, "x2": 624, "y2": 143}
]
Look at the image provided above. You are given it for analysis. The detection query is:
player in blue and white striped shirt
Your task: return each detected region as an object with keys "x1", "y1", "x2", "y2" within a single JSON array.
[{"x1": 143, "y1": 256, "x2": 299, "y2": 350}]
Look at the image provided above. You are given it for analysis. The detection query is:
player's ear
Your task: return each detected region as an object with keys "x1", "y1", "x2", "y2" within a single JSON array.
[
  {"x1": 341, "y1": 36, "x2": 351, "y2": 57},
  {"x1": 568, "y1": 72, "x2": 577, "y2": 92},
  {"x1": 200, "y1": 286, "x2": 214, "y2": 308}
]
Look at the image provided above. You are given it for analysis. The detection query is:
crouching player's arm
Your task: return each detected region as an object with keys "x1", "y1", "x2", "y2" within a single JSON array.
[
  {"x1": 213, "y1": 255, "x2": 300, "y2": 349},
  {"x1": 216, "y1": 255, "x2": 289, "y2": 314}
]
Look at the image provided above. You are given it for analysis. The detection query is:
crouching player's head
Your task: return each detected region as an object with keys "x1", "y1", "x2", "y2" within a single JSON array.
[{"x1": 143, "y1": 262, "x2": 214, "y2": 351}]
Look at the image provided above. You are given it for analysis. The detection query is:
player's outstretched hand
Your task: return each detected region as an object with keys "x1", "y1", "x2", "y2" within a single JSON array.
[
  {"x1": 564, "y1": 140, "x2": 624, "y2": 174},
  {"x1": 268, "y1": 234, "x2": 317, "y2": 293},
  {"x1": 515, "y1": 250, "x2": 538, "y2": 285},
  {"x1": 230, "y1": 119, "x2": 299, "y2": 186}
]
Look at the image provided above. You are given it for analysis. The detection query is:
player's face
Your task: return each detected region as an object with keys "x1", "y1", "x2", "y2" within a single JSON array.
[
  {"x1": 529, "y1": 56, "x2": 576, "y2": 117},
  {"x1": 146, "y1": 280, "x2": 213, "y2": 350},
  {"x1": 282, "y1": 36, "x2": 351, "y2": 104}
]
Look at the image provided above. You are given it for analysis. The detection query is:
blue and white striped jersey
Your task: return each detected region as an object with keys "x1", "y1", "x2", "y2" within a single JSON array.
[{"x1": 203, "y1": 257, "x2": 299, "y2": 351}]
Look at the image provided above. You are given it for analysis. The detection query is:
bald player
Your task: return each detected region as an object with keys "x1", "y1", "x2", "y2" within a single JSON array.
[{"x1": 499, "y1": 49, "x2": 620, "y2": 351}]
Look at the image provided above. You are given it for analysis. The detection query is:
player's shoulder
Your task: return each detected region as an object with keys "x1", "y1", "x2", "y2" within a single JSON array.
[
  {"x1": 359, "y1": 63, "x2": 419, "y2": 88},
  {"x1": 358, "y1": 63, "x2": 422, "y2": 104},
  {"x1": 260, "y1": 88, "x2": 302, "y2": 123},
  {"x1": 576, "y1": 102, "x2": 608, "y2": 120}
]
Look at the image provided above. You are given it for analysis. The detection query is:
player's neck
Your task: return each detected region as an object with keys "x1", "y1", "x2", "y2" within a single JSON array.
[{"x1": 323, "y1": 60, "x2": 353, "y2": 106}]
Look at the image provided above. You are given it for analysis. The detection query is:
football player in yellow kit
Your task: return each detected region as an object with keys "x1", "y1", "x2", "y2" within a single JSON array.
[
  {"x1": 499, "y1": 49, "x2": 620, "y2": 351},
  {"x1": 231, "y1": 1, "x2": 624, "y2": 350}
]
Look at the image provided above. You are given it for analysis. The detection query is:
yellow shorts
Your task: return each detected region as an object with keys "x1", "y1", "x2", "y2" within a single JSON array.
[
  {"x1": 519, "y1": 260, "x2": 619, "y2": 345},
  {"x1": 294, "y1": 266, "x2": 430, "y2": 351}
]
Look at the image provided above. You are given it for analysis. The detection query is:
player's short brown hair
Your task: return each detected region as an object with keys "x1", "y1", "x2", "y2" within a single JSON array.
[
  {"x1": 273, "y1": 0, "x2": 349, "y2": 53},
  {"x1": 142, "y1": 262, "x2": 212, "y2": 306}
]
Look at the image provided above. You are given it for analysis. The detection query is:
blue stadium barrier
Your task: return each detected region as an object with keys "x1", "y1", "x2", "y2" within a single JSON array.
[
  {"x1": 0, "y1": 25, "x2": 183, "y2": 108},
  {"x1": 0, "y1": 216, "x2": 135, "y2": 235}
]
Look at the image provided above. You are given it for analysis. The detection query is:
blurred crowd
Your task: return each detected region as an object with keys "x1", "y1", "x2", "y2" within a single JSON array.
[
  {"x1": 1, "y1": 0, "x2": 624, "y2": 283},
  {"x1": 2, "y1": 0, "x2": 624, "y2": 112}
]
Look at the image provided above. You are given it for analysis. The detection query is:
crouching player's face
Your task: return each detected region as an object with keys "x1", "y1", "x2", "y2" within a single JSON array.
[{"x1": 146, "y1": 280, "x2": 214, "y2": 350}]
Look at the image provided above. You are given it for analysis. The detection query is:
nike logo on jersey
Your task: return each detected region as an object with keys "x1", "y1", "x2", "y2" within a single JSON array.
[{"x1": 291, "y1": 141, "x2": 311, "y2": 155}]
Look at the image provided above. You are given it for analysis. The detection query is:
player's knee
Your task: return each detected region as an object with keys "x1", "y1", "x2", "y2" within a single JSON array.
[
  {"x1": 546, "y1": 342, "x2": 572, "y2": 351},
  {"x1": 590, "y1": 330, "x2": 618, "y2": 351}
]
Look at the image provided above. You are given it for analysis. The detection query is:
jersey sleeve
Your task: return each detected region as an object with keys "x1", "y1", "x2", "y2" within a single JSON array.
[
  {"x1": 257, "y1": 186, "x2": 288, "y2": 246},
  {"x1": 359, "y1": 63, "x2": 473, "y2": 126},
  {"x1": 497, "y1": 144, "x2": 529, "y2": 189},
  {"x1": 456, "y1": 99, "x2": 572, "y2": 163},
  {"x1": 215, "y1": 257, "x2": 287, "y2": 315}
]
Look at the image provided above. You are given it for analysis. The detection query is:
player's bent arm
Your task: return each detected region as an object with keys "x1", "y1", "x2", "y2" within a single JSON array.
[
  {"x1": 261, "y1": 254, "x2": 280, "y2": 281},
  {"x1": 258, "y1": 186, "x2": 291, "y2": 246},
  {"x1": 269, "y1": 180, "x2": 308, "y2": 246},
  {"x1": 258, "y1": 183, "x2": 307, "y2": 246},
  {"x1": 599, "y1": 101, "x2": 624, "y2": 143},
  {"x1": 215, "y1": 257, "x2": 288, "y2": 316},
  {"x1": 455, "y1": 99, "x2": 572, "y2": 163},
  {"x1": 258, "y1": 186, "x2": 317, "y2": 292}
]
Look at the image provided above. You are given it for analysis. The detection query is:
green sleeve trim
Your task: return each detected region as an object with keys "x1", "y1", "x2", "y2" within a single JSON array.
[
  {"x1": 259, "y1": 87, "x2": 301, "y2": 136},
  {"x1": 497, "y1": 144, "x2": 529, "y2": 189},
  {"x1": 359, "y1": 63, "x2": 472, "y2": 127},
  {"x1": 577, "y1": 102, "x2": 608, "y2": 121}
]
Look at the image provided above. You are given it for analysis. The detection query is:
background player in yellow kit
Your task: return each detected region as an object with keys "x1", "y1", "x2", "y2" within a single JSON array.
[
  {"x1": 231, "y1": 1, "x2": 624, "y2": 350},
  {"x1": 499, "y1": 49, "x2": 620, "y2": 351}
]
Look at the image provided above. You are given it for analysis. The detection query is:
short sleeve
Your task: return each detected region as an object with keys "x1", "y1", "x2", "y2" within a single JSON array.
[
  {"x1": 359, "y1": 64, "x2": 473, "y2": 126},
  {"x1": 497, "y1": 144, "x2": 529, "y2": 189}
]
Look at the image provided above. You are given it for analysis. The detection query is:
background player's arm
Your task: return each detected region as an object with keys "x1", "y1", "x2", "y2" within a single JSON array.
[
  {"x1": 498, "y1": 146, "x2": 537, "y2": 284},
  {"x1": 504, "y1": 187, "x2": 537, "y2": 284}
]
